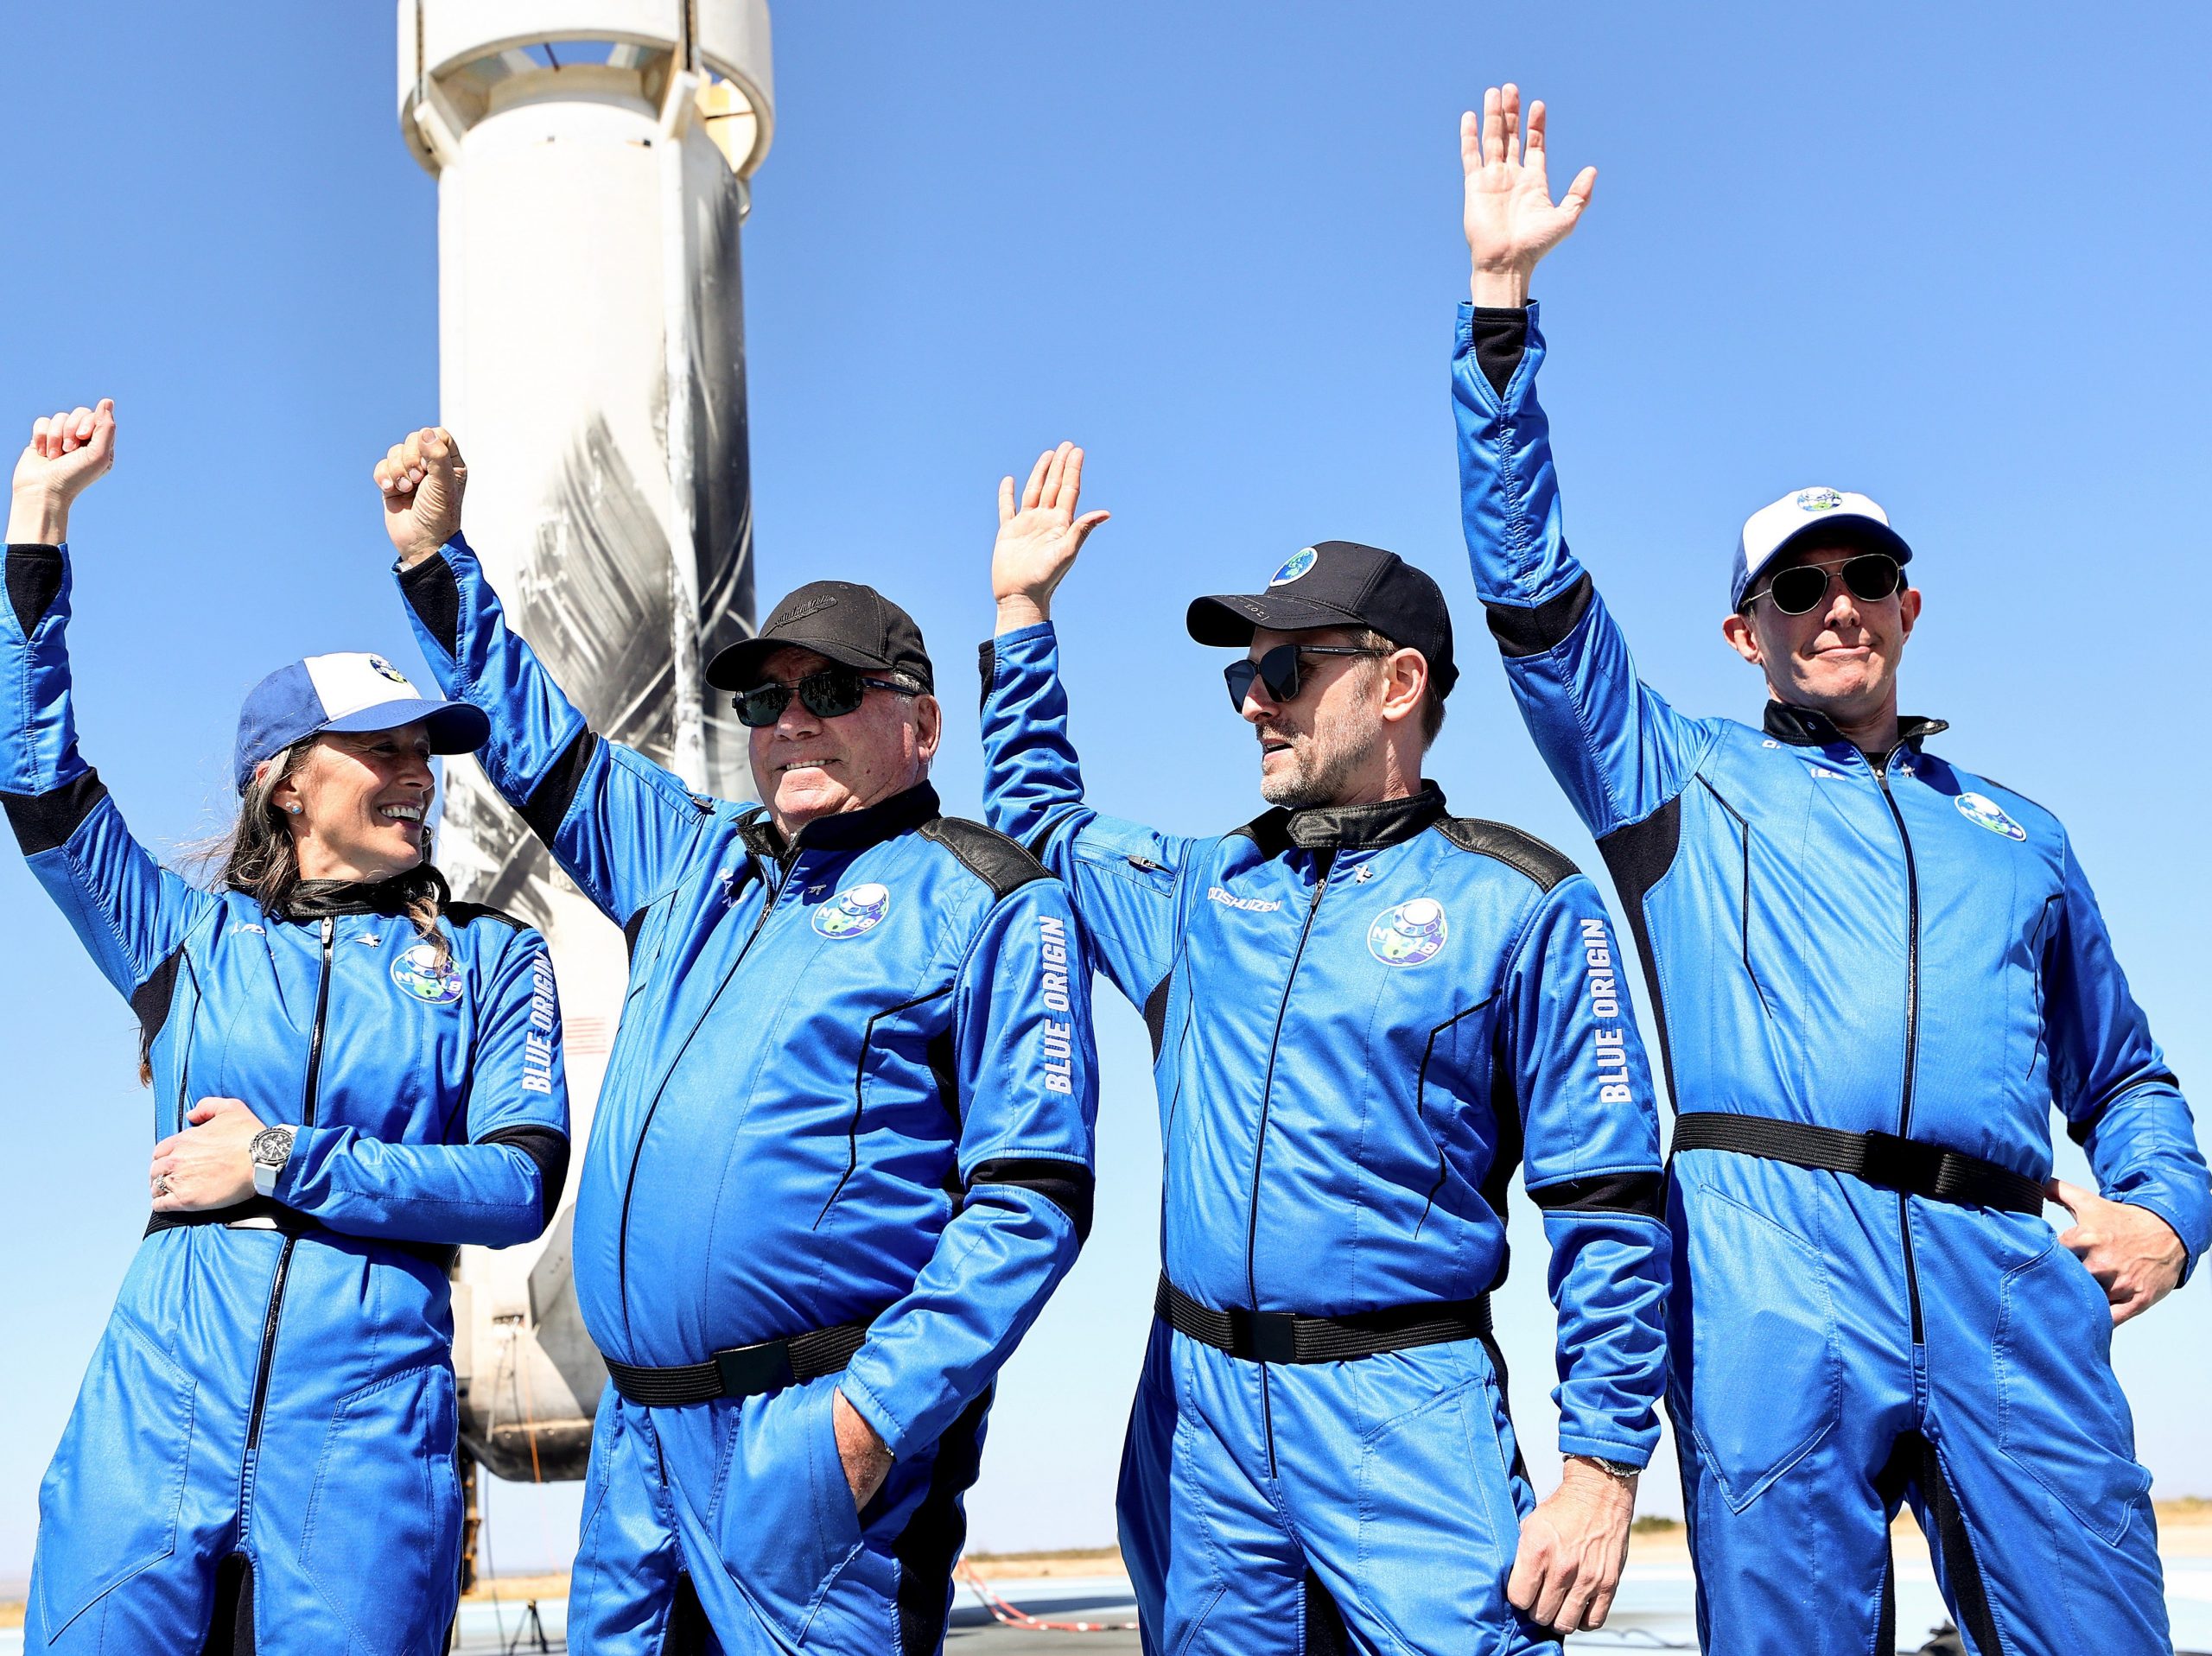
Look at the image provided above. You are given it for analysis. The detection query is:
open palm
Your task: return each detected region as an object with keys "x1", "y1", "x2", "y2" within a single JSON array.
[
  {"x1": 992, "y1": 442, "x2": 1109, "y2": 624},
  {"x1": 1463, "y1": 85, "x2": 1596, "y2": 287}
]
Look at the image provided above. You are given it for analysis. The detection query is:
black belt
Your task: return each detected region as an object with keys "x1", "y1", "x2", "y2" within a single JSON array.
[
  {"x1": 1154, "y1": 1274, "x2": 1491, "y2": 1365},
  {"x1": 145, "y1": 1202, "x2": 459, "y2": 1269},
  {"x1": 1670, "y1": 1113, "x2": 2045, "y2": 1215},
  {"x1": 604, "y1": 1318, "x2": 877, "y2": 1408}
]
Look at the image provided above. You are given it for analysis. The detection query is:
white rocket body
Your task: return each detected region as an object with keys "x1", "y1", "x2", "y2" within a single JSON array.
[{"x1": 397, "y1": 0, "x2": 772, "y2": 1481}]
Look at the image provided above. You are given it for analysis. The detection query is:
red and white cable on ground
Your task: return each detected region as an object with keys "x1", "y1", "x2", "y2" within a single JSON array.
[{"x1": 956, "y1": 1562, "x2": 1141, "y2": 1634}]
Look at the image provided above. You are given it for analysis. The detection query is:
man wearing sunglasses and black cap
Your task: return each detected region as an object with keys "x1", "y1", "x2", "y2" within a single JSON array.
[
  {"x1": 373, "y1": 428, "x2": 1099, "y2": 1655},
  {"x1": 980, "y1": 444, "x2": 1670, "y2": 1651},
  {"x1": 1454, "y1": 85, "x2": 2207, "y2": 1656}
]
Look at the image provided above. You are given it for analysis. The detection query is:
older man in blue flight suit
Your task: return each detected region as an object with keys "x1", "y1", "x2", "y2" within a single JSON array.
[
  {"x1": 1453, "y1": 85, "x2": 2209, "y2": 1656},
  {"x1": 373, "y1": 428, "x2": 1099, "y2": 1655},
  {"x1": 978, "y1": 445, "x2": 1671, "y2": 1652}
]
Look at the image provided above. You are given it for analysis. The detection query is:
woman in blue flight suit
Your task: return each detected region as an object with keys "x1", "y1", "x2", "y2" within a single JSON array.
[{"x1": 3, "y1": 402, "x2": 572, "y2": 1654}]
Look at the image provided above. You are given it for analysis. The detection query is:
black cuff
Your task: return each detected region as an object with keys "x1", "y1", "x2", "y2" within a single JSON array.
[
  {"x1": 1469, "y1": 306, "x2": 1530, "y2": 397},
  {"x1": 5, "y1": 544, "x2": 65, "y2": 632}
]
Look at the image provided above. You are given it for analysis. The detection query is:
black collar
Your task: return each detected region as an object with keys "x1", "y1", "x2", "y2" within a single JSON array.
[
  {"x1": 1238, "y1": 782, "x2": 1448, "y2": 856},
  {"x1": 740, "y1": 782, "x2": 942, "y2": 862},
  {"x1": 281, "y1": 864, "x2": 449, "y2": 921},
  {"x1": 1762, "y1": 702, "x2": 1948, "y2": 755}
]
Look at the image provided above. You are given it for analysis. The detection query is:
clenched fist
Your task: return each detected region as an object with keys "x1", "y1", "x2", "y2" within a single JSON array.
[
  {"x1": 10, "y1": 399, "x2": 116, "y2": 545},
  {"x1": 374, "y1": 427, "x2": 467, "y2": 568}
]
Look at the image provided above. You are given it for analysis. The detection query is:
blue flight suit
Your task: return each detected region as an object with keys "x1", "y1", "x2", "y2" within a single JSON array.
[
  {"x1": 979, "y1": 621, "x2": 1669, "y2": 1653},
  {"x1": 396, "y1": 538, "x2": 1099, "y2": 1654},
  {"x1": 3, "y1": 542, "x2": 570, "y2": 1654},
  {"x1": 1454, "y1": 301, "x2": 2210, "y2": 1656}
]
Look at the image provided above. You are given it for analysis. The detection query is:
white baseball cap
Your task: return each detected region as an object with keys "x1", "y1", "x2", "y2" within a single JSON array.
[{"x1": 1732, "y1": 487, "x2": 1913, "y2": 610}]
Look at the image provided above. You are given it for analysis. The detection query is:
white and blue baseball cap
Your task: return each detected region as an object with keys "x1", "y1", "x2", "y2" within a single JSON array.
[
  {"x1": 1732, "y1": 487, "x2": 1914, "y2": 611},
  {"x1": 232, "y1": 653, "x2": 489, "y2": 793}
]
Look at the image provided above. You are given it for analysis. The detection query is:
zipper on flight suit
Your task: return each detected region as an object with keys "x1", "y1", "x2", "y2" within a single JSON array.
[
  {"x1": 613, "y1": 847, "x2": 793, "y2": 1336},
  {"x1": 1870, "y1": 751, "x2": 1928, "y2": 1346},
  {"x1": 1244, "y1": 847, "x2": 1335, "y2": 1475},
  {"x1": 238, "y1": 914, "x2": 334, "y2": 1532}
]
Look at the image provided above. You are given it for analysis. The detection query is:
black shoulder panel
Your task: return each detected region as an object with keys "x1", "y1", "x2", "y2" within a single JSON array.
[
  {"x1": 443, "y1": 899, "x2": 530, "y2": 934},
  {"x1": 1230, "y1": 809, "x2": 1294, "y2": 860},
  {"x1": 397, "y1": 555, "x2": 463, "y2": 659},
  {"x1": 130, "y1": 947, "x2": 186, "y2": 1061},
  {"x1": 918, "y1": 816, "x2": 1052, "y2": 900},
  {"x1": 519, "y1": 727, "x2": 598, "y2": 849},
  {"x1": 1483, "y1": 573, "x2": 1593, "y2": 659},
  {"x1": 3, "y1": 767, "x2": 110, "y2": 856},
  {"x1": 5, "y1": 545, "x2": 65, "y2": 633},
  {"x1": 1433, "y1": 816, "x2": 1578, "y2": 891}
]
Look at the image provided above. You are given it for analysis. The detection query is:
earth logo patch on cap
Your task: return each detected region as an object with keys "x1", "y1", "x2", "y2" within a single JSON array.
[
  {"x1": 815, "y1": 882, "x2": 893, "y2": 939},
  {"x1": 1368, "y1": 898, "x2": 1449, "y2": 967},
  {"x1": 1268, "y1": 547, "x2": 1319, "y2": 587},
  {"x1": 365, "y1": 654, "x2": 411, "y2": 685},
  {"x1": 1795, "y1": 489, "x2": 1845, "y2": 513}
]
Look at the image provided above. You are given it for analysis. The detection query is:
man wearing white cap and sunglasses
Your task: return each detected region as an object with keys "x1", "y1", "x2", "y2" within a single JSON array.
[{"x1": 1451, "y1": 84, "x2": 2207, "y2": 1656}]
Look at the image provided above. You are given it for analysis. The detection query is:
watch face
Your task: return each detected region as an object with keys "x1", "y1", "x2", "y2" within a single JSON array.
[{"x1": 251, "y1": 1126, "x2": 293, "y2": 1165}]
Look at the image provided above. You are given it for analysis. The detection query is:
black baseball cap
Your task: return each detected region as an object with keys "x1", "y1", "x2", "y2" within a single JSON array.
[
  {"x1": 1186, "y1": 541, "x2": 1459, "y2": 698},
  {"x1": 706, "y1": 580, "x2": 936, "y2": 695}
]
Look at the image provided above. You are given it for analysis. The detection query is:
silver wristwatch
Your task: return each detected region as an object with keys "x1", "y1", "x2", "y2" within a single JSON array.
[{"x1": 250, "y1": 1125, "x2": 297, "y2": 1198}]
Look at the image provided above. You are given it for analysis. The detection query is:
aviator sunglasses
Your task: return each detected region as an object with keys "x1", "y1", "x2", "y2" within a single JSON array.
[
  {"x1": 731, "y1": 664, "x2": 919, "y2": 728},
  {"x1": 1224, "y1": 644, "x2": 1388, "y2": 710},
  {"x1": 1751, "y1": 553, "x2": 1904, "y2": 617}
]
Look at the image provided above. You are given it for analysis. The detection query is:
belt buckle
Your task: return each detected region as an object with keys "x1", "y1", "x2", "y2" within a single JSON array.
[
  {"x1": 1861, "y1": 1132, "x2": 1944, "y2": 1197},
  {"x1": 715, "y1": 1340, "x2": 797, "y2": 1398},
  {"x1": 1245, "y1": 1310, "x2": 1299, "y2": 1365}
]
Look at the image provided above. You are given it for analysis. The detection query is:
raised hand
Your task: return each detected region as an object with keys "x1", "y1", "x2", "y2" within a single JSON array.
[
  {"x1": 992, "y1": 442, "x2": 1111, "y2": 633},
  {"x1": 373, "y1": 426, "x2": 468, "y2": 568},
  {"x1": 1462, "y1": 85, "x2": 1597, "y2": 308},
  {"x1": 9, "y1": 399, "x2": 117, "y2": 544}
]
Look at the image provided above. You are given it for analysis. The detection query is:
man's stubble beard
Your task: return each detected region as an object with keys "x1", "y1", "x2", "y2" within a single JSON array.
[{"x1": 1256, "y1": 725, "x2": 1368, "y2": 809}]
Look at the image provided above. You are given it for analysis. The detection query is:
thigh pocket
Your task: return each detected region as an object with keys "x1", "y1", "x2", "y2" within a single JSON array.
[
  {"x1": 1993, "y1": 1240, "x2": 2151, "y2": 1544},
  {"x1": 1676, "y1": 1180, "x2": 1841, "y2": 1512},
  {"x1": 711, "y1": 1377, "x2": 865, "y2": 1646},
  {"x1": 300, "y1": 1362, "x2": 463, "y2": 1656},
  {"x1": 1353, "y1": 1359, "x2": 1515, "y2": 1641},
  {"x1": 33, "y1": 1319, "x2": 197, "y2": 1640}
]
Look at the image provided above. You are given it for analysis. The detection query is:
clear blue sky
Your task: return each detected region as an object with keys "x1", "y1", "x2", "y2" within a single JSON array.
[{"x1": 3, "y1": 1, "x2": 2207, "y2": 1577}]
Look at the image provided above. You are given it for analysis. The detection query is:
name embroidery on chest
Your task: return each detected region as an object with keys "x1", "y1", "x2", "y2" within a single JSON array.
[{"x1": 1207, "y1": 886, "x2": 1282, "y2": 913}]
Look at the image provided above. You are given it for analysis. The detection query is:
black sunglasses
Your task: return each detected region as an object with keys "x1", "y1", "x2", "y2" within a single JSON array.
[
  {"x1": 1223, "y1": 644, "x2": 1388, "y2": 710},
  {"x1": 1751, "y1": 553, "x2": 1904, "y2": 617},
  {"x1": 730, "y1": 665, "x2": 919, "y2": 728}
]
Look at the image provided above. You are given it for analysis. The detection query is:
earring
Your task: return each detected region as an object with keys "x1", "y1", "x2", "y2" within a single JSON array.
[{"x1": 284, "y1": 803, "x2": 302, "y2": 815}]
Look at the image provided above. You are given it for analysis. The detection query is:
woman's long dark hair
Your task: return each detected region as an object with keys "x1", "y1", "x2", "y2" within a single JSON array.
[{"x1": 146, "y1": 737, "x2": 448, "y2": 1084}]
